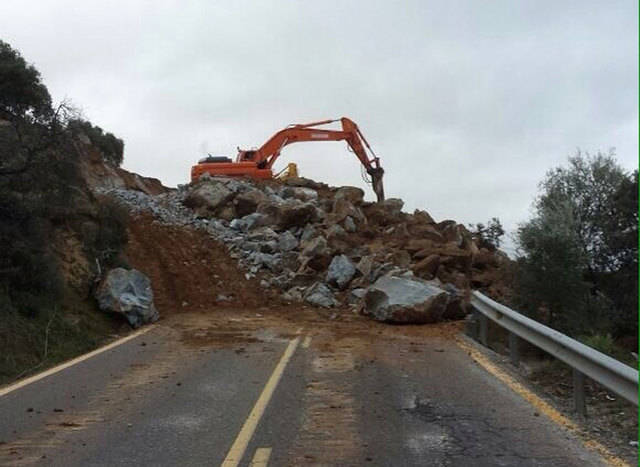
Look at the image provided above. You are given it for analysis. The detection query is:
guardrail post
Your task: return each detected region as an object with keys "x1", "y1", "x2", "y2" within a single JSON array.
[
  {"x1": 465, "y1": 312, "x2": 479, "y2": 340},
  {"x1": 573, "y1": 369, "x2": 587, "y2": 417},
  {"x1": 508, "y1": 332, "x2": 519, "y2": 367},
  {"x1": 479, "y1": 313, "x2": 488, "y2": 347}
]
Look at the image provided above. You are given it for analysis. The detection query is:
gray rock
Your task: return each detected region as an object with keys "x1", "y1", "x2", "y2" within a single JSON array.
[
  {"x1": 351, "y1": 288, "x2": 367, "y2": 299},
  {"x1": 259, "y1": 240, "x2": 279, "y2": 254},
  {"x1": 326, "y1": 254, "x2": 356, "y2": 289},
  {"x1": 183, "y1": 180, "x2": 235, "y2": 217},
  {"x1": 332, "y1": 198, "x2": 362, "y2": 223},
  {"x1": 247, "y1": 227, "x2": 279, "y2": 242},
  {"x1": 239, "y1": 240, "x2": 261, "y2": 253},
  {"x1": 283, "y1": 286, "x2": 306, "y2": 302},
  {"x1": 304, "y1": 282, "x2": 338, "y2": 308},
  {"x1": 284, "y1": 177, "x2": 322, "y2": 189},
  {"x1": 382, "y1": 198, "x2": 404, "y2": 214},
  {"x1": 301, "y1": 224, "x2": 317, "y2": 242},
  {"x1": 326, "y1": 223, "x2": 347, "y2": 239},
  {"x1": 282, "y1": 186, "x2": 318, "y2": 202},
  {"x1": 281, "y1": 251, "x2": 301, "y2": 271},
  {"x1": 334, "y1": 186, "x2": 365, "y2": 205},
  {"x1": 95, "y1": 268, "x2": 159, "y2": 328},
  {"x1": 301, "y1": 235, "x2": 328, "y2": 258},
  {"x1": 356, "y1": 255, "x2": 375, "y2": 279},
  {"x1": 234, "y1": 189, "x2": 267, "y2": 216},
  {"x1": 362, "y1": 275, "x2": 449, "y2": 324},
  {"x1": 343, "y1": 216, "x2": 357, "y2": 232},
  {"x1": 258, "y1": 198, "x2": 319, "y2": 230},
  {"x1": 347, "y1": 287, "x2": 367, "y2": 305},
  {"x1": 230, "y1": 213, "x2": 269, "y2": 232},
  {"x1": 278, "y1": 230, "x2": 299, "y2": 251},
  {"x1": 248, "y1": 252, "x2": 282, "y2": 272}
]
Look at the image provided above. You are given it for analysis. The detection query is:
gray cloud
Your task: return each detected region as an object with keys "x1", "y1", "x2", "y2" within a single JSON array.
[{"x1": 1, "y1": 0, "x2": 637, "y2": 247}]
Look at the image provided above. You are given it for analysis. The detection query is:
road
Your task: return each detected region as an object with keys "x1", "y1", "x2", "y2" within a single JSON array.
[{"x1": 0, "y1": 309, "x2": 611, "y2": 466}]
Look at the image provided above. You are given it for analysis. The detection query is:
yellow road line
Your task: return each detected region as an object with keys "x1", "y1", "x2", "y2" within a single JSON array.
[
  {"x1": 249, "y1": 447, "x2": 272, "y2": 467},
  {"x1": 302, "y1": 336, "x2": 312, "y2": 348},
  {"x1": 456, "y1": 337, "x2": 630, "y2": 467},
  {"x1": 0, "y1": 325, "x2": 155, "y2": 398},
  {"x1": 221, "y1": 337, "x2": 300, "y2": 467}
]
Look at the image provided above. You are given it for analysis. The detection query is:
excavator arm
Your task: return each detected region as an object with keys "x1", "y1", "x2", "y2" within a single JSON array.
[{"x1": 237, "y1": 117, "x2": 385, "y2": 202}]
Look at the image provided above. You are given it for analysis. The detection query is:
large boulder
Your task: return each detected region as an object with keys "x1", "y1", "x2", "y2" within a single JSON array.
[
  {"x1": 95, "y1": 268, "x2": 159, "y2": 328},
  {"x1": 382, "y1": 198, "x2": 404, "y2": 214},
  {"x1": 411, "y1": 224, "x2": 444, "y2": 243},
  {"x1": 326, "y1": 254, "x2": 356, "y2": 289},
  {"x1": 362, "y1": 275, "x2": 449, "y2": 324},
  {"x1": 234, "y1": 189, "x2": 268, "y2": 217},
  {"x1": 304, "y1": 282, "x2": 339, "y2": 308},
  {"x1": 334, "y1": 186, "x2": 365, "y2": 205},
  {"x1": 284, "y1": 177, "x2": 323, "y2": 189},
  {"x1": 364, "y1": 198, "x2": 404, "y2": 226},
  {"x1": 258, "y1": 199, "x2": 320, "y2": 231},
  {"x1": 184, "y1": 180, "x2": 235, "y2": 218},
  {"x1": 282, "y1": 186, "x2": 318, "y2": 202},
  {"x1": 412, "y1": 209, "x2": 435, "y2": 224}
]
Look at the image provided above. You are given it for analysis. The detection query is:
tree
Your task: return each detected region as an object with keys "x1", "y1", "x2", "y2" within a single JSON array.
[
  {"x1": 0, "y1": 40, "x2": 52, "y2": 124},
  {"x1": 469, "y1": 217, "x2": 505, "y2": 250},
  {"x1": 515, "y1": 150, "x2": 637, "y2": 336}
]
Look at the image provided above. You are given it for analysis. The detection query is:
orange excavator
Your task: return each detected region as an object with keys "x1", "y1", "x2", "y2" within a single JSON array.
[{"x1": 191, "y1": 117, "x2": 385, "y2": 202}]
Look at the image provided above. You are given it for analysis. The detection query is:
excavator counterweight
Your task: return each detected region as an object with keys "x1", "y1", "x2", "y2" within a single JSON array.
[{"x1": 191, "y1": 117, "x2": 385, "y2": 202}]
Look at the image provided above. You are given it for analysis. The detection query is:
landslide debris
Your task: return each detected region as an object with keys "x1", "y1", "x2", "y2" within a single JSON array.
[
  {"x1": 95, "y1": 268, "x2": 159, "y2": 327},
  {"x1": 124, "y1": 214, "x2": 278, "y2": 312},
  {"x1": 101, "y1": 173, "x2": 511, "y2": 323}
]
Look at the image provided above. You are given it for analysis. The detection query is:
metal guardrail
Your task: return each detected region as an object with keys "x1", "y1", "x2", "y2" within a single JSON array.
[{"x1": 469, "y1": 291, "x2": 638, "y2": 413}]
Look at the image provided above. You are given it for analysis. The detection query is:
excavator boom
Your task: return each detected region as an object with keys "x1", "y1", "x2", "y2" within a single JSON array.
[{"x1": 191, "y1": 117, "x2": 385, "y2": 202}]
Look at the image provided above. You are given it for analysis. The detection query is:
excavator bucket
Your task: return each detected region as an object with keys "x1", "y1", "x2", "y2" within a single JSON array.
[{"x1": 369, "y1": 168, "x2": 385, "y2": 203}]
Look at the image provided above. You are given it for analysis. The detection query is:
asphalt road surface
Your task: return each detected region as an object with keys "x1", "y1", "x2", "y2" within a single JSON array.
[{"x1": 0, "y1": 310, "x2": 612, "y2": 466}]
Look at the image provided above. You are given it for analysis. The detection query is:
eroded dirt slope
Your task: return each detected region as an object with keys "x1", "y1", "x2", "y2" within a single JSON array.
[{"x1": 125, "y1": 214, "x2": 282, "y2": 315}]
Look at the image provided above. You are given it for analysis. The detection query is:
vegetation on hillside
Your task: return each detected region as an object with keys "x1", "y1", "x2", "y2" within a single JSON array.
[{"x1": 0, "y1": 40, "x2": 128, "y2": 384}]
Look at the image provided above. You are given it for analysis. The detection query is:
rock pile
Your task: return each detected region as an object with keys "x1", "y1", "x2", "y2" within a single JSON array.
[{"x1": 101, "y1": 174, "x2": 509, "y2": 323}]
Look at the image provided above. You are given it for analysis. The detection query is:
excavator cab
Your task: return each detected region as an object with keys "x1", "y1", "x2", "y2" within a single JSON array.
[{"x1": 236, "y1": 149, "x2": 257, "y2": 162}]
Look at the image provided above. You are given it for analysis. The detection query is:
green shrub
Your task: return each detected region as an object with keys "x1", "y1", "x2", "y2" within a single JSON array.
[{"x1": 579, "y1": 333, "x2": 617, "y2": 356}]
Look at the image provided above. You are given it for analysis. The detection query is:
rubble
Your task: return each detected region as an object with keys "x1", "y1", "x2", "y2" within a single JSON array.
[
  {"x1": 304, "y1": 282, "x2": 338, "y2": 308},
  {"x1": 98, "y1": 174, "x2": 510, "y2": 324}
]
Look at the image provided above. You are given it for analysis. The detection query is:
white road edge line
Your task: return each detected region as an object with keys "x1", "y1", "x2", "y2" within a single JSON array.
[
  {"x1": 221, "y1": 337, "x2": 300, "y2": 467},
  {"x1": 249, "y1": 447, "x2": 272, "y2": 466},
  {"x1": 0, "y1": 325, "x2": 155, "y2": 398}
]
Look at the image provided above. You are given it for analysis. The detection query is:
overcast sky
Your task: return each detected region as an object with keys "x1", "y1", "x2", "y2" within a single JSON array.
[{"x1": 1, "y1": 1, "x2": 637, "y2": 249}]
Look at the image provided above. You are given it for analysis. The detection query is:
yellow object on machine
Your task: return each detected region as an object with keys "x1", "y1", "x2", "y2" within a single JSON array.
[{"x1": 274, "y1": 162, "x2": 299, "y2": 181}]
